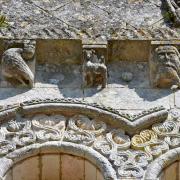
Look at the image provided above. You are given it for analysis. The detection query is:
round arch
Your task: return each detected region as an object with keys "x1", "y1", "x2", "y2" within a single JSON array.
[
  {"x1": 0, "y1": 98, "x2": 179, "y2": 180},
  {"x1": 0, "y1": 142, "x2": 117, "y2": 180},
  {"x1": 145, "y1": 147, "x2": 180, "y2": 180}
]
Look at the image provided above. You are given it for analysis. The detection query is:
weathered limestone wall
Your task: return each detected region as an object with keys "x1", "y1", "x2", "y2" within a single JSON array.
[
  {"x1": 0, "y1": 39, "x2": 179, "y2": 113},
  {"x1": 1, "y1": 0, "x2": 180, "y2": 180}
]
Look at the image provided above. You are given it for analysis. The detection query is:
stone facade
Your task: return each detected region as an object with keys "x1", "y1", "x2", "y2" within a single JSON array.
[
  {"x1": 0, "y1": 99, "x2": 179, "y2": 180},
  {"x1": 1, "y1": 1, "x2": 180, "y2": 180},
  {"x1": 0, "y1": 38, "x2": 179, "y2": 180}
]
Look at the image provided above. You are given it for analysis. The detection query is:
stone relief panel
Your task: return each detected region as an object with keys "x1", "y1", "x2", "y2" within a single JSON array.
[
  {"x1": 1, "y1": 39, "x2": 180, "y2": 90},
  {"x1": 83, "y1": 49, "x2": 107, "y2": 88},
  {"x1": 149, "y1": 45, "x2": 180, "y2": 89},
  {"x1": 0, "y1": 113, "x2": 149, "y2": 179},
  {"x1": 0, "y1": 40, "x2": 36, "y2": 88},
  {"x1": 0, "y1": 99, "x2": 179, "y2": 179}
]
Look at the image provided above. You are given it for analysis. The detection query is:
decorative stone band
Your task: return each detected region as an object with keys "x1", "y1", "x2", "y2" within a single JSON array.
[
  {"x1": 0, "y1": 98, "x2": 168, "y2": 135},
  {"x1": 144, "y1": 147, "x2": 180, "y2": 180},
  {"x1": 0, "y1": 98, "x2": 179, "y2": 179},
  {"x1": 0, "y1": 113, "x2": 152, "y2": 179}
]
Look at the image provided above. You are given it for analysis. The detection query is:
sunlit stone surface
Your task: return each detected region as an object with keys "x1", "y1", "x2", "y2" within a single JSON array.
[{"x1": 0, "y1": 1, "x2": 180, "y2": 179}]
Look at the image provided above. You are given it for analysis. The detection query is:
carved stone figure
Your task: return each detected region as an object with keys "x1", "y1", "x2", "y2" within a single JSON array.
[
  {"x1": 1, "y1": 40, "x2": 36, "y2": 87},
  {"x1": 149, "y1": 45, "x2": 180, "y2": 89},
  {"x1": 83, "y1": 50, "x2": 107, "y2": 88},
  {"x1": 165, "y1": 0, "x2": 180, "y2": 26}
]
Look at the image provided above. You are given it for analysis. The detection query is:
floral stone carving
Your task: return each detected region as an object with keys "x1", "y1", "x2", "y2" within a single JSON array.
[
  {"x1": 1, "y1": 40, "x2": 36, "y2": 87},
  {"x1": 149, "y1": 45, "x2": 180, "y2": 89},
  {"x1": 83, "y1": 50, "x2": 107, "y2": 88}
]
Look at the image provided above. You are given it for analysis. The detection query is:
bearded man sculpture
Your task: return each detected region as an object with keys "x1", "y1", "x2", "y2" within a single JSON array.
[{"x1": 149, "y1": 45, "x2": 180, "y2": 89}]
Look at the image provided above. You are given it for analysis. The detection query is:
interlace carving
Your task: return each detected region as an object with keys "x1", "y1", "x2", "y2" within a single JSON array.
[
  {"x1": 65, "y1": 115, "x2": 106, "y2": 145},
  {"x1": 132, "y1": 110, "x2": 180, "y2": 158},
  {"x1": 110, "y1": 150, "x2": 152, "y2": 178},
  {"x1": 94, "y1": 130, "x2": 130, "y2": 155},
  {"x1": 0, "y1": 107, "x2": 179, "y2": 179},
  {"x1": 32, "y1": 114, "x2": 66, "y2": 142}
]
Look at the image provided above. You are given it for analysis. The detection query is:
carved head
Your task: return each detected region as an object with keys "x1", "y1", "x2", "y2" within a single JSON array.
[
  {"x1": 150, "y1": 45, "x2": 180, "y2": 88},
  {"x1": 22, "y1": 40, "x2": 36, "y2": 60},
  {"x1": 84, "y1": 50, "x2": 100, "y2": 63}
]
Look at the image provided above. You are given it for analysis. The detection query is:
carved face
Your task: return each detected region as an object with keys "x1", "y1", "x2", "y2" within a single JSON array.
[
  {"x1": 151, "y1": 46, "x2": 180, "y2": 88},
  {"x1": 156, "y1": 46, "x2": 180, "y2": 70}
]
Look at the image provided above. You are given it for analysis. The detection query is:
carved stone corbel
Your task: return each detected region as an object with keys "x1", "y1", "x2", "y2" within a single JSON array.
[
  {"x1": 83, "y1": 49, "x2": 107, "y2": 88},
  {"x1": 1, "y1": 40, "x2": 36, "y2": 88},
  {"x1": 149, "y1": 45, "x2": 180, "y2": 89}
]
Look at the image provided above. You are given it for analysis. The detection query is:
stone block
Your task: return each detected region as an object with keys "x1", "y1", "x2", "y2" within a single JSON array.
[
  {"x1": 83, "y1": 44, "x2": 107, "y2": 62},
  {"x1": 108, "y1": 40, "x2": 151, "y2": 62},
  {"x1": 36, "y1": 39, "x2": 82, "y2": 65},
  {"x1": 0, "y1": 88, "x2": 83, "y2": 106}
]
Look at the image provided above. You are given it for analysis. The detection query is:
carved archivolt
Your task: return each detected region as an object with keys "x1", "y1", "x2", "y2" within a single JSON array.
[{"x1": 0, "y1": 98, "x2": 179, "y2": 180}]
